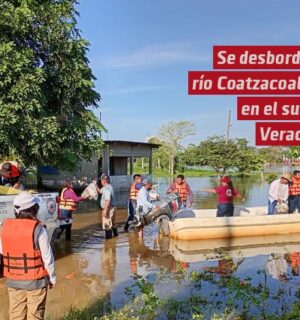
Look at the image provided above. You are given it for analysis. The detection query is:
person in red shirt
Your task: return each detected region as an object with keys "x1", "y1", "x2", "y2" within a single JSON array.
[
  {"x1": 201, "y1": 176, "x2": 244, "y2": 217},
  {"x1": 0, "y1": 161, "x2": 22, "y2": 189}
]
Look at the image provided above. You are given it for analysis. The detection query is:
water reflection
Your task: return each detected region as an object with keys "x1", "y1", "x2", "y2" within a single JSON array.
[
  {"x1": 266, "y1": 253, "x2": 288, "y2": 281},
  {"x1": 286, "y1": 252, "x2": 300, "y2": 276},
  {"x1": 2, "y1": 210, "x2": 300, "y2": 318},
  {"x1": 127, "y1": 233, "x2": 188, "y2": 275}
]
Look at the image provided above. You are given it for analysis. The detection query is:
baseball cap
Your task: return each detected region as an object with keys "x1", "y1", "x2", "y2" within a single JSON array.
[
  {"x1": 13, "y1": 191, "x2": 41, "y2": 213},
  {"x1": 220, "y1": 176, "x2": 231, "y2": 184}
]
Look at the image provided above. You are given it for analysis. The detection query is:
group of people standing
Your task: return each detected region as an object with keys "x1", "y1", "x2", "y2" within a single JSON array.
[
  {"x1": 58, "y1": 173, "x2": 117, "y2": 240},
  {"x1": 126, "y1": 173, "x2": 246, "y2": 223},
  {"x1": 125, "y1": 174, "x2": 194, "y2": 236},
  {"x1": 268, "y1": 170, "x2": 300, "y2": 215},
  {"x1": 2, "y1": 169, "x2": 300, "y2": 319}
]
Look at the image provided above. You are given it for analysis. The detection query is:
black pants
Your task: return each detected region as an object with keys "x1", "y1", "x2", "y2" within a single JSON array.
[
  {"x1": 57, "y1": 224, "x2": 72, "y2": 241},
  {"x1": 289, "y1": 195, "x2": 300, "y2": 213}
]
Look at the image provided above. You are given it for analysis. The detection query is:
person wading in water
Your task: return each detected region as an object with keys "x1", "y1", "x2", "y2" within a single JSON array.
[
  {"x1": 201, "y1": 176, "x2": 244, "y2": 217},
  {"x1": 0, "y1": 192, "x2": 56, "y2": 320}
]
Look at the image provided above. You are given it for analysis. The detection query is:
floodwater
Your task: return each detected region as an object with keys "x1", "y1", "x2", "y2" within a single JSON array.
[
  {"x1": 154, "y1": 175, "x2": 269, "y2": 208},
  {"x1": 1, "y1": 176, "x2": 300, "y2": 319}
]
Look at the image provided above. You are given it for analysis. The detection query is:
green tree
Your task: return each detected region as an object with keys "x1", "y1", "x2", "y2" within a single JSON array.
[
  {"x1": 233, "y1": 138, "x2": 264, "y2": 173},
  {"x1": 288, "y1": 147, "x2": 300, "y2": 160},
  {"x1": 0, "y1": 0, "x2": 105, "y2": 171},
  {"x1": 257, "y1": 147, "x2": 284, "y2": 165},
  {"x1": 156, "y1": 121, "x2": 196, "y2": 176},
  {"x1": 183, "y1": 135, "x2": 263, "y2": 174},
  {"x1": 147, "y1": 136, "x2": 169, "y2": 171}
]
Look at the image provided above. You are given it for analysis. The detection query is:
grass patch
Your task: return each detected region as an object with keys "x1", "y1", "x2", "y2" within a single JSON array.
[{"x1": 56, "y1": 268, "x2": 300, "y2": 320}]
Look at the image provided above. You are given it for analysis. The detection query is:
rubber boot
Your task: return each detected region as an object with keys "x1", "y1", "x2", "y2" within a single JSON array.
[
  {"x1": 113, "y1": 227, "x2": 118, "y2": 237},
  {"x1": 105, "y1": 229, "x2": 113, "y2": 239},
  {"x1": 65, "y1": 224, "x2": 72, "y2": 241},
  {"x1": 124, "y1": 222, "x2": 129, "y2": 232}
]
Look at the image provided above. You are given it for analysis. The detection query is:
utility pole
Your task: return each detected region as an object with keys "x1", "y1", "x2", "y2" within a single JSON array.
[
  {"x1": 99, "y1": 112, "x2": 102, "y2": 138},
  {"x1": 225, "y1": 110, "x2": 231, "y2": 144}
]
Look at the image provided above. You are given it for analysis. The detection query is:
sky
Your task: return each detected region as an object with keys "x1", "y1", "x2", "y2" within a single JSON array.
[{"x1": 76, "y1": 0, "x2": 300, "y2": 146}]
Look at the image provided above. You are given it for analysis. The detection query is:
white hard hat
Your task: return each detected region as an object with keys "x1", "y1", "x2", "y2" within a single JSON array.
[{"x1": 13, "y1": 191, "x2": 41, "y2": 213}]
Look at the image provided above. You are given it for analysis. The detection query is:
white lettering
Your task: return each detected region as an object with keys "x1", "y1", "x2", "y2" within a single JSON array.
[
  {"x1": 260, "y1": 127, "x2": 271, "y2": 140},
  {"x1": 217, "y1": 51, "x2": 228, "y2": 65},
  {"x1": 264, "y1": 105, "x2": 273, "y2": 116},
  {"x1": 192, "y1": 75, "x2": 213, "y2": 90},
  {"x1": 260, "y1": 127, "x2": 300, "y2": 141}
]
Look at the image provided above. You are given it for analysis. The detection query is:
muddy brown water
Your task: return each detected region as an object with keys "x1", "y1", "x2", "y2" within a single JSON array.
[
  {"x1": 0, "y1": 210, "x2": 171, "y2": 319},
  {"x1": 2, "y1": 210, "x2": 300, "y2": 319},
  {"x1": 1, "y1": 177, "x2": 300, "y2": 319}
]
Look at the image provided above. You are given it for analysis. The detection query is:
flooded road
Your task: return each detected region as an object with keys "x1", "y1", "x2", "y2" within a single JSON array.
[
  {"x1": 0, "y1": 210, "x2": 169, "y2": 319},
  {"x1": 1, "y1": 176, "x2": 300, "y2": 319},
  {"x1": 2, "y1": 210, "x2": 300, "y2": 319}
]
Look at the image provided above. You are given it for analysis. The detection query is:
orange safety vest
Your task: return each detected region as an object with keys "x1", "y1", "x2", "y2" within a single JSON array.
[
  {"x1": 290, "y1": 252, "x2": 300, "y2": 268},
  {"x1": 129, "y1": 182, "x2": 139, "y2": 200},
  {"x1": 174, "y1": 182, "x2": 189, "y2": 202},
  {"x1": 289, "y1": 177, "x2": 300, "y2": 196},
  {"x1": 1, "y1": 219, "x2": 48, "y2": 281},
  {"x1": 59, "y1": 188, "x2": 78, "y2": 211},
  {"x1": 130, "y1": 257, "x2": 138, "y2": 274}
]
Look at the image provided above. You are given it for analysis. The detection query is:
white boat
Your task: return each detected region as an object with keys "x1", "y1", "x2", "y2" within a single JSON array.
[{"x1": 164, "y1": 206, "x2": 300, "y2": 240}]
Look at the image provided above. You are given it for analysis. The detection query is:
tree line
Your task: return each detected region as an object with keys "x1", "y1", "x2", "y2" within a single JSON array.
[
  {"x1": 148, "y1": 121, "x2": 300, "y2": 176},
  {"x1": 1, "y1": 1, "x2": 299, "y2": 175}
]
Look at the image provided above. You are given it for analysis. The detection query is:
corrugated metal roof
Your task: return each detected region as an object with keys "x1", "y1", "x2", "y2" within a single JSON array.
[{"x1": 104, "y1": 140, "x2": 160, "y2": 148}]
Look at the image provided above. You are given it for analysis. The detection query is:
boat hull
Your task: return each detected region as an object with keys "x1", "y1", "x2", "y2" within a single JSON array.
[{"x1": 169, "y1": 214, "x2": 300, "y2": 240}]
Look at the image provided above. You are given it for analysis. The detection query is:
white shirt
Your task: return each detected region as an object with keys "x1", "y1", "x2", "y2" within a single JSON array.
[
  {"x1": 137, "y1": 186, "x2": 154, "y2": 214},
  {"x1": 268, "y1": 179, "x2": 289, "y2": 203},
  {"x1": 0, "y1": 223, "x2": 56, "y2": 285},
  {"x1": 266, "y1": 254, "x2": 288, "y2": 280}
]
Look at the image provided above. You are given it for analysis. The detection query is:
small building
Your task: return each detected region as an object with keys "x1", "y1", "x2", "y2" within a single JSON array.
[{"x1": 38, "y1": 140, "x2": 159, "y2": 208}]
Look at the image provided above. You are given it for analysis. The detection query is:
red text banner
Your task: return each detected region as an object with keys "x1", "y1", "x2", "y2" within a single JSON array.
[
  {"x1": 188, "y1": 71, "x2": 300, "y2": 95},
  {"x1": 237, "y1": 97, "x2": 300, "y2": 120},
  {"x1": 213, "y1": 46, "x2": 300, "y2": 69},
  {"x1": 256, "y1": 122, "x2": 300, "y2": 146}
]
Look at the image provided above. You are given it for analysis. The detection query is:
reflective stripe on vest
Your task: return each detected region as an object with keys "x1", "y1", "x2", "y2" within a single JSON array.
[
  {"x1": 289, "y1": 177, "x2": 300, "y2": 196},
  {"x1": 174, "y1": 182, "x2": 188, "y2": 202},
  {"x1": 129, "y1": 183, "x2": 139, "y2": 200},
  {"x1": 1, "y1": 219, "x2": 48, "y2": 281},
  {"x1": 59, "y1": 188, "x2": 78, "y2": 211}
]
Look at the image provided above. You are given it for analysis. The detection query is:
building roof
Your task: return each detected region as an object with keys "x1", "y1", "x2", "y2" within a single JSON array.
[{"x1": 104, "y1": 140, "x2": 160, "y2": 148}]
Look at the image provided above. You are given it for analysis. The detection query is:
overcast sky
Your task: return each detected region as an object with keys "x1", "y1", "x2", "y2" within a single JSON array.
[{"x1": 76, "y1": 0, "x2": 300, "y2": 146}]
